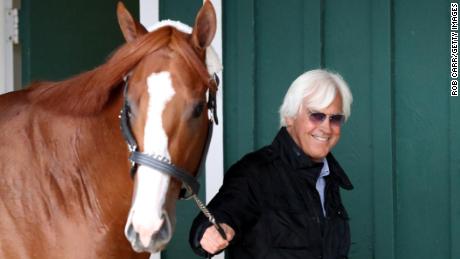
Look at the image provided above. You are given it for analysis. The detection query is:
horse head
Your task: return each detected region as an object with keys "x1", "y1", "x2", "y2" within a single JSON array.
[{"x1": 116, "y1": 1, "x2": 220, "y2": 253}]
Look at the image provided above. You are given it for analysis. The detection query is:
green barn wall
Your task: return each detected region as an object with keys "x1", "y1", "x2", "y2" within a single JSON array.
[
  {"x1": 20, "y1": 0, "x2": 138, "y2": 85},
  {"x1": 224, "y1": 0, "x2": 459, "y2": 259}
]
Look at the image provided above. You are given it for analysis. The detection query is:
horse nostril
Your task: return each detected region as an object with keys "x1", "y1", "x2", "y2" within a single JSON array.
[{"x1": 124, "y1": 210, "x2": 173, "y2": 253}]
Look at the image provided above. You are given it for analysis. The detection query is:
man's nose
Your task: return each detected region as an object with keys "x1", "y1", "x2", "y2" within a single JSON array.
[{"x1": 318, "y1": 118, "x2": 332, "y2": 133}]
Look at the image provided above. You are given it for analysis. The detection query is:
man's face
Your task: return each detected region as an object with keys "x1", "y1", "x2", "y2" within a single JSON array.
[{"x1": 285, "y1": 94, "x2": 343, "y2": 162}]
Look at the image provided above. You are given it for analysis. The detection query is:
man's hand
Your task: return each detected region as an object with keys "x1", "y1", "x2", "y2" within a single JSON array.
[{"x1": 200, "y1": 223, "x2": 235, "y2": 254}]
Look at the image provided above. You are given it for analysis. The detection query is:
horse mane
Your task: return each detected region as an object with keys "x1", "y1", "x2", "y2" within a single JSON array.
[{"x1": 28, "y1": 27, "x2": 178, "y2": 115}]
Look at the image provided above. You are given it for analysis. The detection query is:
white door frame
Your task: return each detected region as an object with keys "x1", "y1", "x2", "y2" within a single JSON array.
[{"x1": 0, "y1": 0, "x2": 18, "y2": 94}]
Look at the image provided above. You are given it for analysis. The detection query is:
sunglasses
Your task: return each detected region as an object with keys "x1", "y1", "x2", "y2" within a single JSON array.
[{"x1": 307, "y1": 110, "x2": 345, "y2": 127}]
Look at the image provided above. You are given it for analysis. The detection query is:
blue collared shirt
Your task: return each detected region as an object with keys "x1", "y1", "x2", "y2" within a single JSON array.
[{"x1": 316, "y1": 158, "x2": 330, "y2": 217}]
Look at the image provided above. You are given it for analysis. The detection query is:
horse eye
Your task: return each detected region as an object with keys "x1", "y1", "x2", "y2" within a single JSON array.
[{"x1": 192, "y1": 102, "x2": 205, "y2": 118}]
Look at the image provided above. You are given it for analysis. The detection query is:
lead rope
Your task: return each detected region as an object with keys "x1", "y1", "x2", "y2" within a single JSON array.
[{"x1": 189, "y1": 190, "x2": 227, "y2": 258}]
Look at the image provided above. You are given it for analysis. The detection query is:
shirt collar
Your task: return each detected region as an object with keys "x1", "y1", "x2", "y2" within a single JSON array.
[{"x1": 320, "y1": 158, "x2": 330, "y2": 178}]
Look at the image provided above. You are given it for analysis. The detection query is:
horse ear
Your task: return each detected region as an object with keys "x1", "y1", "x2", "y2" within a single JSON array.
[
  {"x1": 117, "y1": 1, "x2": 148, "y2": 42},
  {"x1": 191, "y1": 0, "x2": 217, "y2": 49}
]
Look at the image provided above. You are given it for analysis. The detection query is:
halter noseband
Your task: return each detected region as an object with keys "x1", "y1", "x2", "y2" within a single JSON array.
[{"x1": 119, "y1": 74, "x2": 218, "y2": 200}]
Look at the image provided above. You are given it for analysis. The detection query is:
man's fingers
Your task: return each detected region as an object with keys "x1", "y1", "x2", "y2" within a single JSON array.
[
  {"x1": 200, "y1": 225, "x2": 231, "y2": 254},
  {"x1": 200, "y1": 237, "x2": 228, "y2": 253},
  {"x1": 221, "y1": 224, "x2": 235, "y2": 241}
]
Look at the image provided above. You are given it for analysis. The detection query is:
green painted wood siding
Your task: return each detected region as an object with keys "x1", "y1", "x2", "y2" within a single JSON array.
[
  {"x1": 224, "y1": 0, "x2": 460, "y2": 259},
  {"x1": 20, "y1": 0, "x2": 138, "y2": 85}
]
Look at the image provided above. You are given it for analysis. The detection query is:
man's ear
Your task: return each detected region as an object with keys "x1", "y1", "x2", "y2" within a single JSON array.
[{"x1": 285, "y1": 116, "x2": 295, "y2": 127}]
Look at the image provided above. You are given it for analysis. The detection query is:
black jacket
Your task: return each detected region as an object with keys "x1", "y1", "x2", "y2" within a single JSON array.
[{"x1": 189, "y1": 127, "x2": 353, "y2": 259}]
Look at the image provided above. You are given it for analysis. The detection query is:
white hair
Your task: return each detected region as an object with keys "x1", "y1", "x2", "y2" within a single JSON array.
[{"x1": 279, "y1": 69, "x2": 353, "y2": 127}]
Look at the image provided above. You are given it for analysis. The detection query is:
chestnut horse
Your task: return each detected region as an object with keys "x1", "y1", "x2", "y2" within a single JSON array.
[{"x1": 0, "y1": 1, "x2": 221, "y2": 258}]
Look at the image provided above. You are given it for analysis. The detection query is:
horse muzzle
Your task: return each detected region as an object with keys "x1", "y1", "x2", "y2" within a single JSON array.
[{"x1": 124, "y1": 210, "x2": 173, "y2": 253}]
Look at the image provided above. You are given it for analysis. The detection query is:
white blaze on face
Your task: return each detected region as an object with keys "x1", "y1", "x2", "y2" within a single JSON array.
[{"x1": 126, "y1": 71, "x2": 175, "y2": 248}]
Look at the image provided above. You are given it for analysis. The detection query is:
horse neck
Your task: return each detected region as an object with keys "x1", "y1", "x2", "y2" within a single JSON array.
[
  {"x1": 0, "y1": 86, "x2": 132, "y2": 222},
  {"x1": 61, "y1": 87, "x2": 133, "y2": 213},
  {"x1": 49, "y1": 85, "x2": 131, "y2": 188},
  {"x1": 82, "y1": 86, "x2": 129, "y2": 173}
]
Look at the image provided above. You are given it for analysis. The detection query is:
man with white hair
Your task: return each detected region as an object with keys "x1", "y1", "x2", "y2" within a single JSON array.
[{"x1": 190, "y1": 69, "x2": 354, "y2": 259}]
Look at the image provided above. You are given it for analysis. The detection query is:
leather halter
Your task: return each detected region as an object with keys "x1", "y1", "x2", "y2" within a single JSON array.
[{"x1": 119, "y1": 74, "x2": 219, "y2": 199}]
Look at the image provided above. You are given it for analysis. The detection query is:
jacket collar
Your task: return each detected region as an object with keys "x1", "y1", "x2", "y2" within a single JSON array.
[
  {"x1": 325, "y1": 153, "x2": 353, "y2": 190},
  {"x1": 272, "y1": 127, "x2": 353, "y2": 190},
  {"x1": 272, "y1": 127, "x2": 319, "y2": 169}
]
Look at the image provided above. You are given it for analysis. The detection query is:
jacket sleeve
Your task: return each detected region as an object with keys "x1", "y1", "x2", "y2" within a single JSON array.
[{"x1": 189, "y1": 158, "x2": 261, "y2": 257}]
